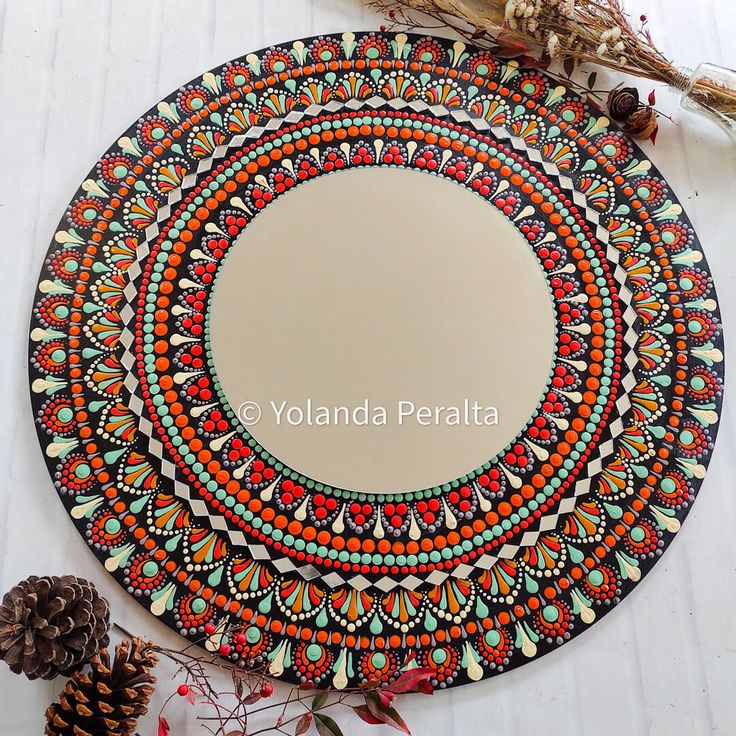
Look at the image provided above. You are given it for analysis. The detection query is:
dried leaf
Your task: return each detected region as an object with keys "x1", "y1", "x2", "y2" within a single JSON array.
[
  {"x1": 386, "y1": 666, "x2": 435, "y2": 694},
  {"x1": 648, "y1": 89, "x2": 657, "y2": 106},
  {"x1": 312, "y1": 691, "x2": 329, "y2": 711},
  {"x1": 232, "y1": 671, "x2": 244, "y2": 699},
  {"x1": 354, "y1": 705, "x2": 385, "y2": 726},
  {"x1": 315, "y1": 713, "x2": 344, "y2": 736},
  {"x1": 563, "y1": 56, "x2": 575, "y2": 78},
  {"x1": 364, "y1": 693, "x2": 410, "y2": 734},
  {"x1": 295, "y1": 713, "x2": 313, "y2": 735},
  {"x1": 158, "y1": 716, "x2": 170, "y2": 736},
  {"x1": 495, "y1": 32, "x2": 532, "y2": 58},
  {"x1": 378, "y1": 689, "x2": 397, "y2": 708},
  {"x1": 649, "y1": 123, "x2": 659, "y2": 146},
  {"x1": 588, "y1": 71, "x2": 598, "y2": 89},
  {"x1": 185, "y1": 688, "x2": 196, "y2": 705},
  {"x1": 241, "y1": 691, "x2": 263, "y2": 705}
]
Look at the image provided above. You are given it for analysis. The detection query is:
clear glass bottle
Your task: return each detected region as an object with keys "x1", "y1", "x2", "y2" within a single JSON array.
[{"x1": 677, "y1": 62, "x2": 736, "y2": 142}]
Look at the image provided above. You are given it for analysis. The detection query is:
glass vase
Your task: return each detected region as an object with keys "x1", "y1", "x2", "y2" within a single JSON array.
[{"x1": 676, "y1": 62, "x2": 736, "y2": 142}]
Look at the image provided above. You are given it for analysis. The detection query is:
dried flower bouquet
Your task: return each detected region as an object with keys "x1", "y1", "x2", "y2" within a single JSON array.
[{"x1": 370, "y1": 0, "x2": 736, "y2": 139}]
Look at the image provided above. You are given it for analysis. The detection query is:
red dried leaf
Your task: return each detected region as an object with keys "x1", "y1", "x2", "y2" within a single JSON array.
[
  {"x1": 377, "y1": 689, "x2": 397, "y2": 708},
  {"x1": 354, "y1": 705, "x2": 385, "y2": 726},
  {"x1": 495, "y1": 32, "x2": 532, "y2": 58},
  {"x1": 364, "y1": 693, "x2": 411, "y2": 734},
  {"x1": 648, "y1": 89, "x2": 657, "y2": 106},
  {"x1": 241, "y1": 691, "x2": 263, "y2": 705},
  {"x1": 649, "y1": 123, "x2": 659, "y2": 146},
  {"x1": 185, "y1": 689, "x2": 197, "y2": 705},
  {"x1": 386, "y1": 666, "x2": 435, "y2": 694},
  {"x1": 158, "y1": 716, "x2": 170, "y2": 736},
  {"x1": 296, "y1": 713, "x2": 313, "y2": 735}
]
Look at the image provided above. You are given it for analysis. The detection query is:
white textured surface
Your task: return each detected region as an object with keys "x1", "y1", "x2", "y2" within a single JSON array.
[{"x1": 1, "y1": 1, "x2": 736, "y2": 734}]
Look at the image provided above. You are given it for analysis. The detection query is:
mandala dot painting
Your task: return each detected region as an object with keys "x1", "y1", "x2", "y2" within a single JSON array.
[{"x1": 29, "y1": 32, "x2": 724, "y2": 689}]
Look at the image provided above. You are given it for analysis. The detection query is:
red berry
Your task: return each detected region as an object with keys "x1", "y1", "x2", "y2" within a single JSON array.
[
  {"x1": 219, "y1": 643, "x2": 232, "y2": 656},
  {"x1": 235, "y1": 632, "x2": 247, "y2": 645},
  {"x1": 260, "y1": 682, "x2": 274, "y2": 697},
  {"x1": 204, "y1": 623, "x2": 216, "y2": 635},
  {"x1": 177, "y1": 684, "x2": 190, "y2": 696}
]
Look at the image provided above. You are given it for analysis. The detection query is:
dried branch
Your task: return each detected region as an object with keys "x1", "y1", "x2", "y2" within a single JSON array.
[{"x1": 370, "y1": 0, "x2": 736, "y2": 130}]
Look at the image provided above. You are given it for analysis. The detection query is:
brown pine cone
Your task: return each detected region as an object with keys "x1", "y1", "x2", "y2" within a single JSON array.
[
  {"x1": 623, "y1": 106, "x2": 659, "y2": 139},
  {"x1": 0, "y1": 575, "x2": 110, "y2": 680},
  {"x1": 45, "y1": 638, "x2": 158, "y2": 736},
  {"x1": 608, "y1": 87, "x2": 640, "y2": 121}
]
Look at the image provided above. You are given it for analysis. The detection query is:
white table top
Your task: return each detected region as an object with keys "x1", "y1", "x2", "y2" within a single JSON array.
[{"x1": 1, "y1": 1, "x2": 735, "y2": 733}]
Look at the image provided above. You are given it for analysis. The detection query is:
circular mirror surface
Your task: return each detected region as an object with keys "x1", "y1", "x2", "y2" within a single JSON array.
[{"x1": 211, "y1": 167, "x2": 556, "y2": 494}]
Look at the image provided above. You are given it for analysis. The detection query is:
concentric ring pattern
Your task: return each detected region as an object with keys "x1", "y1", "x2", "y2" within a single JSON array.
[{"x1": 29, "y1": 32, "x2": 724, "y2": 689}]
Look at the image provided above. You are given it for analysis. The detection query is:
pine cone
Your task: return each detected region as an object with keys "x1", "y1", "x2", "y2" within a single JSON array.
[
  {"x1": 45, "y1": 638, "x2": 158, "y2": 736},
  {"x1": 608, "y1": 86, "x2": 640, "y2": 121},
  {"x1": 0, "y1": 575, "x2": 110, "y2": 680},
  {"x1": 623, "y1": 106, "x2": 659, "y2": 139}
]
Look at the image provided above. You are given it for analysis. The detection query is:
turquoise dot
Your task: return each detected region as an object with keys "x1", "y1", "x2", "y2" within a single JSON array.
[
  {"x1": 630, "y1": 526, "x2": 646, "y2": 542},
  {"x1": 421, "y1": 51, "x2": 433, "y2": 62},
  {"x1": 191, "y1": 597, "x2": 207, "y2": 614},
  {"x1": 660, "y1": 477, "x2": 676, "y2": 493},
  {"x1": 306, "y1": 644, "x2": 323, "y2": 662},
  {"x1": 152, "y1": 126, "x2": 165, "y2": 140},
  {"x1": 680, "y1": 429, "x2": 694, "y2": 445},
  {"x1": 104, "y1": 518, "x2": 121, "y2": 534},
  {"x1": 76, "y1": 463, "x2": 91, "y2": 479},
  {"x1": 234, "y1": 73, "x2": 246, "y2": 85},
  {"x1": 562, "y1": 109, "x2": 576, "y2": 122},
  {"x1": 542, "y1": 605, "x2": 559, "y2": 623},
  {"x1": 484, "y1": 630, "x2": 501, "y2": 647},
  {"x1": 54, "y1": 305, "x2": 69, "y2": 319},
  {"x1": 366, "y1": 47, "x2": 379, "y2": 59},
  {"x1": 112, "y1": 165, "x2": 128, "y2": 178},
  {"x1": 51, "y1": 349, "x2": 66, "y2": 363},
  {"x1": 142, "y1": 561, "x2": 159, "y2": 577},
  {"x1": 191, "y1": 97, "x2": 204, "y2": 110},
  {"x1": 603, "y1": 144, "x2": 617, "y2": 156},
  {"x1": 588, "y1": 569, "x2": 604, "y2": 587},
  {"x1": 662, "y1": 230, "x2": 676, "y2": 244},
  {"x1": 522, "y1": 82, "x2": 536, "y2": 94},
  {"x1": 431, "y1": 649, "x2": 447, "y2": 665},
  {"x1": 476, "y1": 64, "x2": 489, "y2": 75},
  {"x1": 57, "y1": 407, "x2": 73, "y2": 423},
  {"x1": 273, "y1": 60, "x2": 286, "y2": 72},
  {"x1": 371, "y1": 652, "x2": 387, "y2": 669},
  {"x1": 246, "y1": 626, "x2": 261, "y2": 644},
  {"x1": 637, "y1": 186, "x2": 650, "y2": 199},
  {"x1": 82, "y1": 208, "x2": 97, "y2": 222},
  {"x1": 690, "y1": 376, "x2": 706, "y2": 391},
  {"x1": 688, "y1": 319, "x2": 702, "y2": 334},
  {"x1": 679, "y1": 277, "x2": 694, "y2": 291}
]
